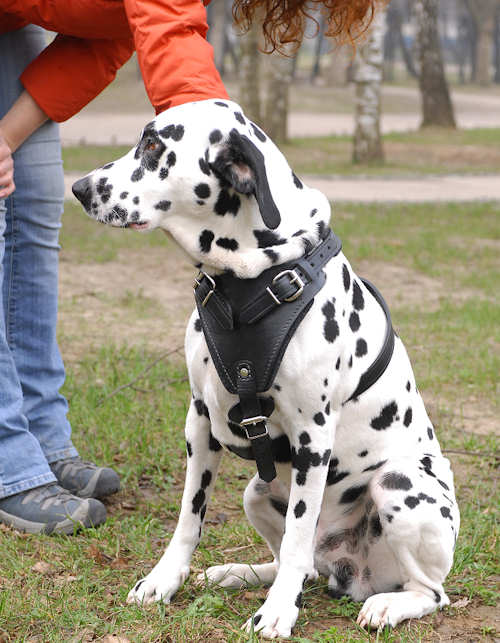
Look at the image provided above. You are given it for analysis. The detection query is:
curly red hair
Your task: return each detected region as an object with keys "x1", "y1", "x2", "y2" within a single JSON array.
[{"x1": 232, "y1": 0, "x2": 378, "y2": 53}]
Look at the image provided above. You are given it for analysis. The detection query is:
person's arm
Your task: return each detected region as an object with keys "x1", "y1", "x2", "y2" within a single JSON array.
[
  {"x1": 0, "y1": 90, "x2": 48, "y2": 152},
  {"x1": 124, "y1": 0, "x2": 229, "y2": 113}
]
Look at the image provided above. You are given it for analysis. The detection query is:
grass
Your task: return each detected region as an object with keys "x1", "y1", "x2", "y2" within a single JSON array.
[
  {"x1": 62, "y1": 128, "x2": 500, "y2": 177},
  {"x1": 0, "y1": 201, "x2": 498, "y2": 641}
]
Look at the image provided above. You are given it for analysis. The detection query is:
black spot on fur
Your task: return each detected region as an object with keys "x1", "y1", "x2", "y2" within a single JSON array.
[
  {"x1": 209, "y1": 432, "x2": 222, "y2": 452},
  {"x1": 324, "y1": 378, "x2": 328, "y2": 387},
  {"x1": 209, "y1": 129, "x2": 223, "y2": 144},
  {"x1": 326, "y1": 458, "x2": 350, "y2": 486},
  {"x1": 340, "y1": 484, "x2": 368, "y2": 504},
  {"x1": 270, "y1": 497, "x2": 288, "y2": 517},
  {"x1": 403, "y1": 407, "x2": 413, "y2": 427},
  {"x1": 201, "y1": 470, "x2": 212, "y2": 489},
  {"x1": 251, "y1": 123, "x2": 266, "y2": 142},
  {"x1": 405, "y1": 495, "x2": 420, "y2": 509},
  {"x1": 292, "y1": 171, "x2": 303, "y2": 189},
  {"x1": 335, "y1": 357, "x2": 341, "y2": 370},
  {"x1": 299, "y1": 431, "x2": 311, "y2": 445},
  {"x1": 362, "y1": 459, "x2": 387, "y2": 473},
  {"x1": 349, "y1": 312, "x2": 360, "y2": 332},
  {"x1": 194, "y1": 318, "x2": 202, "y2": 332},
  {"x1": 234, "y1": 111, "x2": 246, "y2": 124},
  {"x1": 192, "y1": 489, "x2": 205, "y2": 514},
  {"x1": 313, "y1": 412, "x2": 325, "y2": 426},
  {"x1": 154, "y1": 200, "x2": 171, "y2": 211},
  {"x1": 319, "y1": 515, "x2": 367, "y2": 554},
  {"x1": 131, "y1": 167, "x2": 144, "y2": 182},
  {"x1": 310, "y1": 208, "x2": 317, "y2": 218},
  {"x1": 199, "y1": 157, "x2": 211, "y2": 176},
  {"x1": 358, "y1": 450, "x2": 368, "y2": 457},
  {"x1": 438, "y1": 479, "x2": 450, "y2": 491},
  {"x1": 159, "y1": 124, "x2": 185, "y2": 141},
  {"x1": 406, "y1": 380, "x2": 411, "y2": 391},
  {"x1": 199, "y1": 229, "x2": 214, "y2": 253},
  {"x1": 356, "y1": 338, "x2": 368, "y2": 357},
  {"x1": 322, "y1": 299, "x2": 339, "y2": 344},
  {"x1": 214, "y1": 189, "x2": 241, "y2": 216},
  {"x1": 132, "y1": 196, "x2": 139, "y2": 205},
  {"x1": 216, "y1": 237, "x2": 239, "y2": 251},
  {"x1": 427, "y1": 427, "x2": 434, "y2": 440},
  {"x1": 362, "y1": 566, "x2": 371, "y2": 581},
  {"x1": 418, "y1": 492, "x2": 436, "y2": 504},
  {"x1": 159, "y1": 167, "x2": 169, "y2": 180},
  {"x1": 370, "y1": 401, "x2": 398, "y2": 430},
  {"x1": 291, "y1": 442, "x2": 328, "y2": 486},
  {"x1": 253, "y1": 229, "x2": 287, "y2": 248},
  {"x1": 381, "y1": 472, "x2": 413, "y2": 491},
  {"x1": 294, "y1": 500, "x2": 306, "y2": 518},
  {"x1": 186, "y1": 441, "x2": 192, "y2": 457},
  {"x1": 167, "y1": 151, "x2": 176, "y2": 167},
  {"x1": 370, "y1": 513, "x2": 383, "y2": 539},
  {"x1": 102, "y1": 162, "x2": 114, "y2": 170},
  {"x1": 96, "y1": 177, "x2": 113, "y2": 203},
  {"x1": 253, "y1": 614, "x2": 262, "y2": 626},
  {"x1": 295, "y1": 591, "x2": 302, "y2": 608},
  {"x1": 433, "y1": 590, "x2": 441, "y2": 603},
  {"x1": 215, "y1": 101, "x2": 229, "y2": 108},
  {"x1": 195, "y1": 183, "x2": 211, "y2": 199},
  {"x1": 440, "y1": 506, "x2": 452, "y2": 519},
  {"x1": 352, "y1": 281, "x2": 365, "y2": 311},
  {"x1": 342, "y1": 264, "x2": 351, "y2": 292},
  {"x1": 194, "y1": 399, "x2": 210, "y2": 418},
  {"x1": 329, "y1": 558, "x2": 358, "y2": 598},
  {"x1": 120, "y1": 191, "x2": 128, "y2": 199},
  {"x1": 325, "y1": 401, "x2": 331, "y2": 415},
  {"x1": 264, "y1": 248, "x2": 279, "y2": 263}
]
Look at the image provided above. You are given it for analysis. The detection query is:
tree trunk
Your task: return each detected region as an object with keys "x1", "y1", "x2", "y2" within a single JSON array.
[
  {"x1": 414, "y1": 0, "x2": 456, "y2": 128},
  {"x1": 465, "y1": 0, "x2": 497, "y2": 84},
  {"x1": 494, "y1": 6, "x2": 500, "y2": 82},
  {"x1": 352, "y1": 8, "x2": 385, "y2": 163},
  {"x1": 207, "y1": 0, "x2": 227, "y2": 75},
  {"x1": 238, "y1": 23, "x2": 262, "y2": 123},
  {"x1": 262, "y1": 50, "x2": 294, "y2": 142}
]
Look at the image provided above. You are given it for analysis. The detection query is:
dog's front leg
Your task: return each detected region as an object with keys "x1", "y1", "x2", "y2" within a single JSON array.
[
  {"x1": 127, "y1": 398, "x2": 222, "y2": 605},
  {"x1": 244, "y1": 425, "x2": 333, "y2": 639}
]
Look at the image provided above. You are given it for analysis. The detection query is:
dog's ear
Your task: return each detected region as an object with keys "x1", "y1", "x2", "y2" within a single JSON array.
[{"x1": 210, "y1": 128, "x2": 281, "y2": 230}]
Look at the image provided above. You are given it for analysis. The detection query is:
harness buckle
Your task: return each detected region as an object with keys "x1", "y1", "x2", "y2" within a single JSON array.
[
  {"x1": 193, "y1": 271, "x2": 216, "y2": 307},
  {"x1": 267, "y1": 269, "x2": 305, "y2": 304},
  {"x1": 239, "y1": 415, "x2": 269, "y2": 440}
]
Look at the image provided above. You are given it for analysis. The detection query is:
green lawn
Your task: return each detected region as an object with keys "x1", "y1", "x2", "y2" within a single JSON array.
[{"x1": 0, "y1": 201, "x2": 498, "y2": 641}]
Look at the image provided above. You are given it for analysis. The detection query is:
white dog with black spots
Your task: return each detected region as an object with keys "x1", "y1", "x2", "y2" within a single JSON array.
[{"x1": 73, "y1": 99, "x2": 460, "y2": 639}]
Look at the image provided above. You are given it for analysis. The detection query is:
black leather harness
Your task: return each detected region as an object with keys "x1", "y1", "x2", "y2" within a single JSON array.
[{"x1": 193, "y1": 229, "x2": 395, "y2": 482}]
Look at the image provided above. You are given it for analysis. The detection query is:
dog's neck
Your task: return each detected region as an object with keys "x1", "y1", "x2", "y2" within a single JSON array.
[{"x1": 165, "y1": 184, "x2": 332, "y2": 280}]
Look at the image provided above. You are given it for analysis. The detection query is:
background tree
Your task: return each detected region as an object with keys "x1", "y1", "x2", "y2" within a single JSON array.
[
  {"x1": 414, "y1": 0, "x2": 456, "y2": 127},
  {"x1": 238, "y1": 23, "x2": 262, "y2": 123},
  {"x1": 353, "y1": 8, "x2": 385, "y2": 163},
  {"x1": 465, "y1": 0, "x2": 499, "y2": 85}
]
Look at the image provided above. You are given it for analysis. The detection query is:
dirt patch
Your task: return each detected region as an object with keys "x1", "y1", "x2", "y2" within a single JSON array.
[{"x1": 58, "y1": 245, "x2": 194, "y2": 362}]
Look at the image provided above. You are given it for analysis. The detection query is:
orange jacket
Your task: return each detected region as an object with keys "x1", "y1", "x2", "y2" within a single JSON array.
[{"x1": 1, "y1": 0, "x2": 228, "y2": 121}]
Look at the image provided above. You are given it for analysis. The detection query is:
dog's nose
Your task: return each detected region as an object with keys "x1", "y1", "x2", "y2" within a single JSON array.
[{"x1": 72, "y1": 176, "x2": 92, "y2": 211}]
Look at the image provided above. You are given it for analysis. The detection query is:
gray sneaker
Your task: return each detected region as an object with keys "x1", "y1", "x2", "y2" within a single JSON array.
[
  {"x1": 50, "y1": 457, "x2": 120, "y2": 499},
  {"x1": 0, "y1": 483, "x2": 107, "y2": 534}
]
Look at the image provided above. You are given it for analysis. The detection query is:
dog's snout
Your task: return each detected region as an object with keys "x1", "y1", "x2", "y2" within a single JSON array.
[{"x1": 72, "y1": 176, "x2": 92, "y2": 211}]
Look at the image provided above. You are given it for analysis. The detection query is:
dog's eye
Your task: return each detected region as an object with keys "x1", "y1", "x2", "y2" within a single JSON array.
[{"x1": 146, "y1": 142, "x2": 158, "y2": 152}]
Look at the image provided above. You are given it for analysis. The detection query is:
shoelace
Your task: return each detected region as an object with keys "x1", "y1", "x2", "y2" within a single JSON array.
[{"x1": 22, "y1": 483, "x2": 76, "y2": 508}]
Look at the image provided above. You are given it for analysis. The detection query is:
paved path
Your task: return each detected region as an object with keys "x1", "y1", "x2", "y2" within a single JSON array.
[
  {"x1": 60, "y1": 86, "x2": 500, "y2": 145},
  {"x1": 65, "y1": 171, "x2": 500, "y2": 203}
]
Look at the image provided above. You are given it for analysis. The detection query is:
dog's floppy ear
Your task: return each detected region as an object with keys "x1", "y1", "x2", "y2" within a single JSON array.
[{"x1": 210, "y1": 128, "x2": 281, "y2": 230}]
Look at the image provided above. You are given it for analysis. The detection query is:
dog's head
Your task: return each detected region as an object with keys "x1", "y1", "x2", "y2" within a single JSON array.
[{"x1": 73, "y1": 99, "x2": 331, "y2": 277}]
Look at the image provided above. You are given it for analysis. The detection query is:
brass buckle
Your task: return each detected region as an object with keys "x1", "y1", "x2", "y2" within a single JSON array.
[
  {"x1": 193, "y1": 271, "x2": 216, "y2": 307},
  {"x1": 267, "y1": 269, "x2": 305, "y2": 304}
]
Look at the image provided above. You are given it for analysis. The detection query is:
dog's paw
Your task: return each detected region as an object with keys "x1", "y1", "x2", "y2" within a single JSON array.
[
  {"x1": 126, "y1": 566, "x2": 189, "y2": 605},
  {"x1": 242, "y1": 599, "x2": 298, "y2": 639},
  {"x1": 356, "y1": 593, "x2": 401, "y2": 629},
  {"x1": 198, "y1": 562, "x2": 278, "y2": 589}
]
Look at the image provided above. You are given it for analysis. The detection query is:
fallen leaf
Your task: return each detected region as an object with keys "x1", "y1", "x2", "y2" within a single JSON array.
[
  {"x1": 31, "y1": 561, "x2": 55, "y2": 575},
  {"x1": 87, "y1": 544, "x2": 112, "y2": 565},
  {"x1": 110, "y1": 557, "x2": 130, "y2": 570},
  {"x1": 451, "y1": 597, "x2": 471, "y2": 609},
  {"x1": 120, "y1": 501, "x2": 136, "y2": 510}
]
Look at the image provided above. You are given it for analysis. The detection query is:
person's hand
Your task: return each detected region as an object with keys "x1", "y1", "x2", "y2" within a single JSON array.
[{"x1": 0, "y1": 131, "x2": 15, "y2": 198}]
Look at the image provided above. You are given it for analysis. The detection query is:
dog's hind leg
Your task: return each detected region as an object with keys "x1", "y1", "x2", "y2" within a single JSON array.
[
  {"x1": 199, "y1": 474, "x2": 288, "y2": 588},
  {"x1": 127, "y1": 397, "x2": 223, "y2": 605},
  {"x1": 357, "y1": 457, "x2": 459, "y2": 629}
]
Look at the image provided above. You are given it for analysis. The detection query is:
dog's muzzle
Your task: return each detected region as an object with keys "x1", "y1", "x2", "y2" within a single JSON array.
[{"x1": 72, "y1": 176, "x2": 93, "y2": 212}]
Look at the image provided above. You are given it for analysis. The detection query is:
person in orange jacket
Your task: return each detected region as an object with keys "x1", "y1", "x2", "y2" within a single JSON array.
[{"x1": 0, "y1": 0, "x2": 375, "y2": 534}]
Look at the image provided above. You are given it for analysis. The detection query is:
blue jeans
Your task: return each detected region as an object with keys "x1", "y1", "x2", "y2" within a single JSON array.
[{"x1": 0, "y1": 26, "x2": 78, "y2": 499}]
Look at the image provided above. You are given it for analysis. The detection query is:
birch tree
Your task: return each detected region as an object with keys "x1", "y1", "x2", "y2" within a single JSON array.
[
  {"x1": 414, "y1": 0, "x2": 456, "y2": 127},
  {"x1": 353, "y1": 8, "x2": 385, "y2": 163},
  {"x1": 466, "y1": 0, "x2": 498, "y2": 85},
  {"x1": 262, "y1": 51, "x2": 295, "y2": 142}
]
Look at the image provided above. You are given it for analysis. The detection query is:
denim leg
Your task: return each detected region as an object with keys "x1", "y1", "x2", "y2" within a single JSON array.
[{"x1": 0, "y1": 26, "x2": 77, "y2": 498}]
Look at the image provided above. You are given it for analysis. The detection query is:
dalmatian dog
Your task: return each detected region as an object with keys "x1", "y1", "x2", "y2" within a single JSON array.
[{"x1": 73, "y1": 99, "x2": 459, "y2": 638}]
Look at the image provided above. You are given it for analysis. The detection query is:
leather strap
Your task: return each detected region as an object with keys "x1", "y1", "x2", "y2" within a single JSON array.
[
  {"x1": 344, "y1": 278, "x2": 395, "y2": 404},
  {"x1": 235, "y1": 361, "x2": 277, "y2": 482},
  {"x1": 239, "y1": 231, "x2": 342, "y2": 325},
  {"x1": 193, "y1": 271, "x2": 233, "y2": 330}
]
